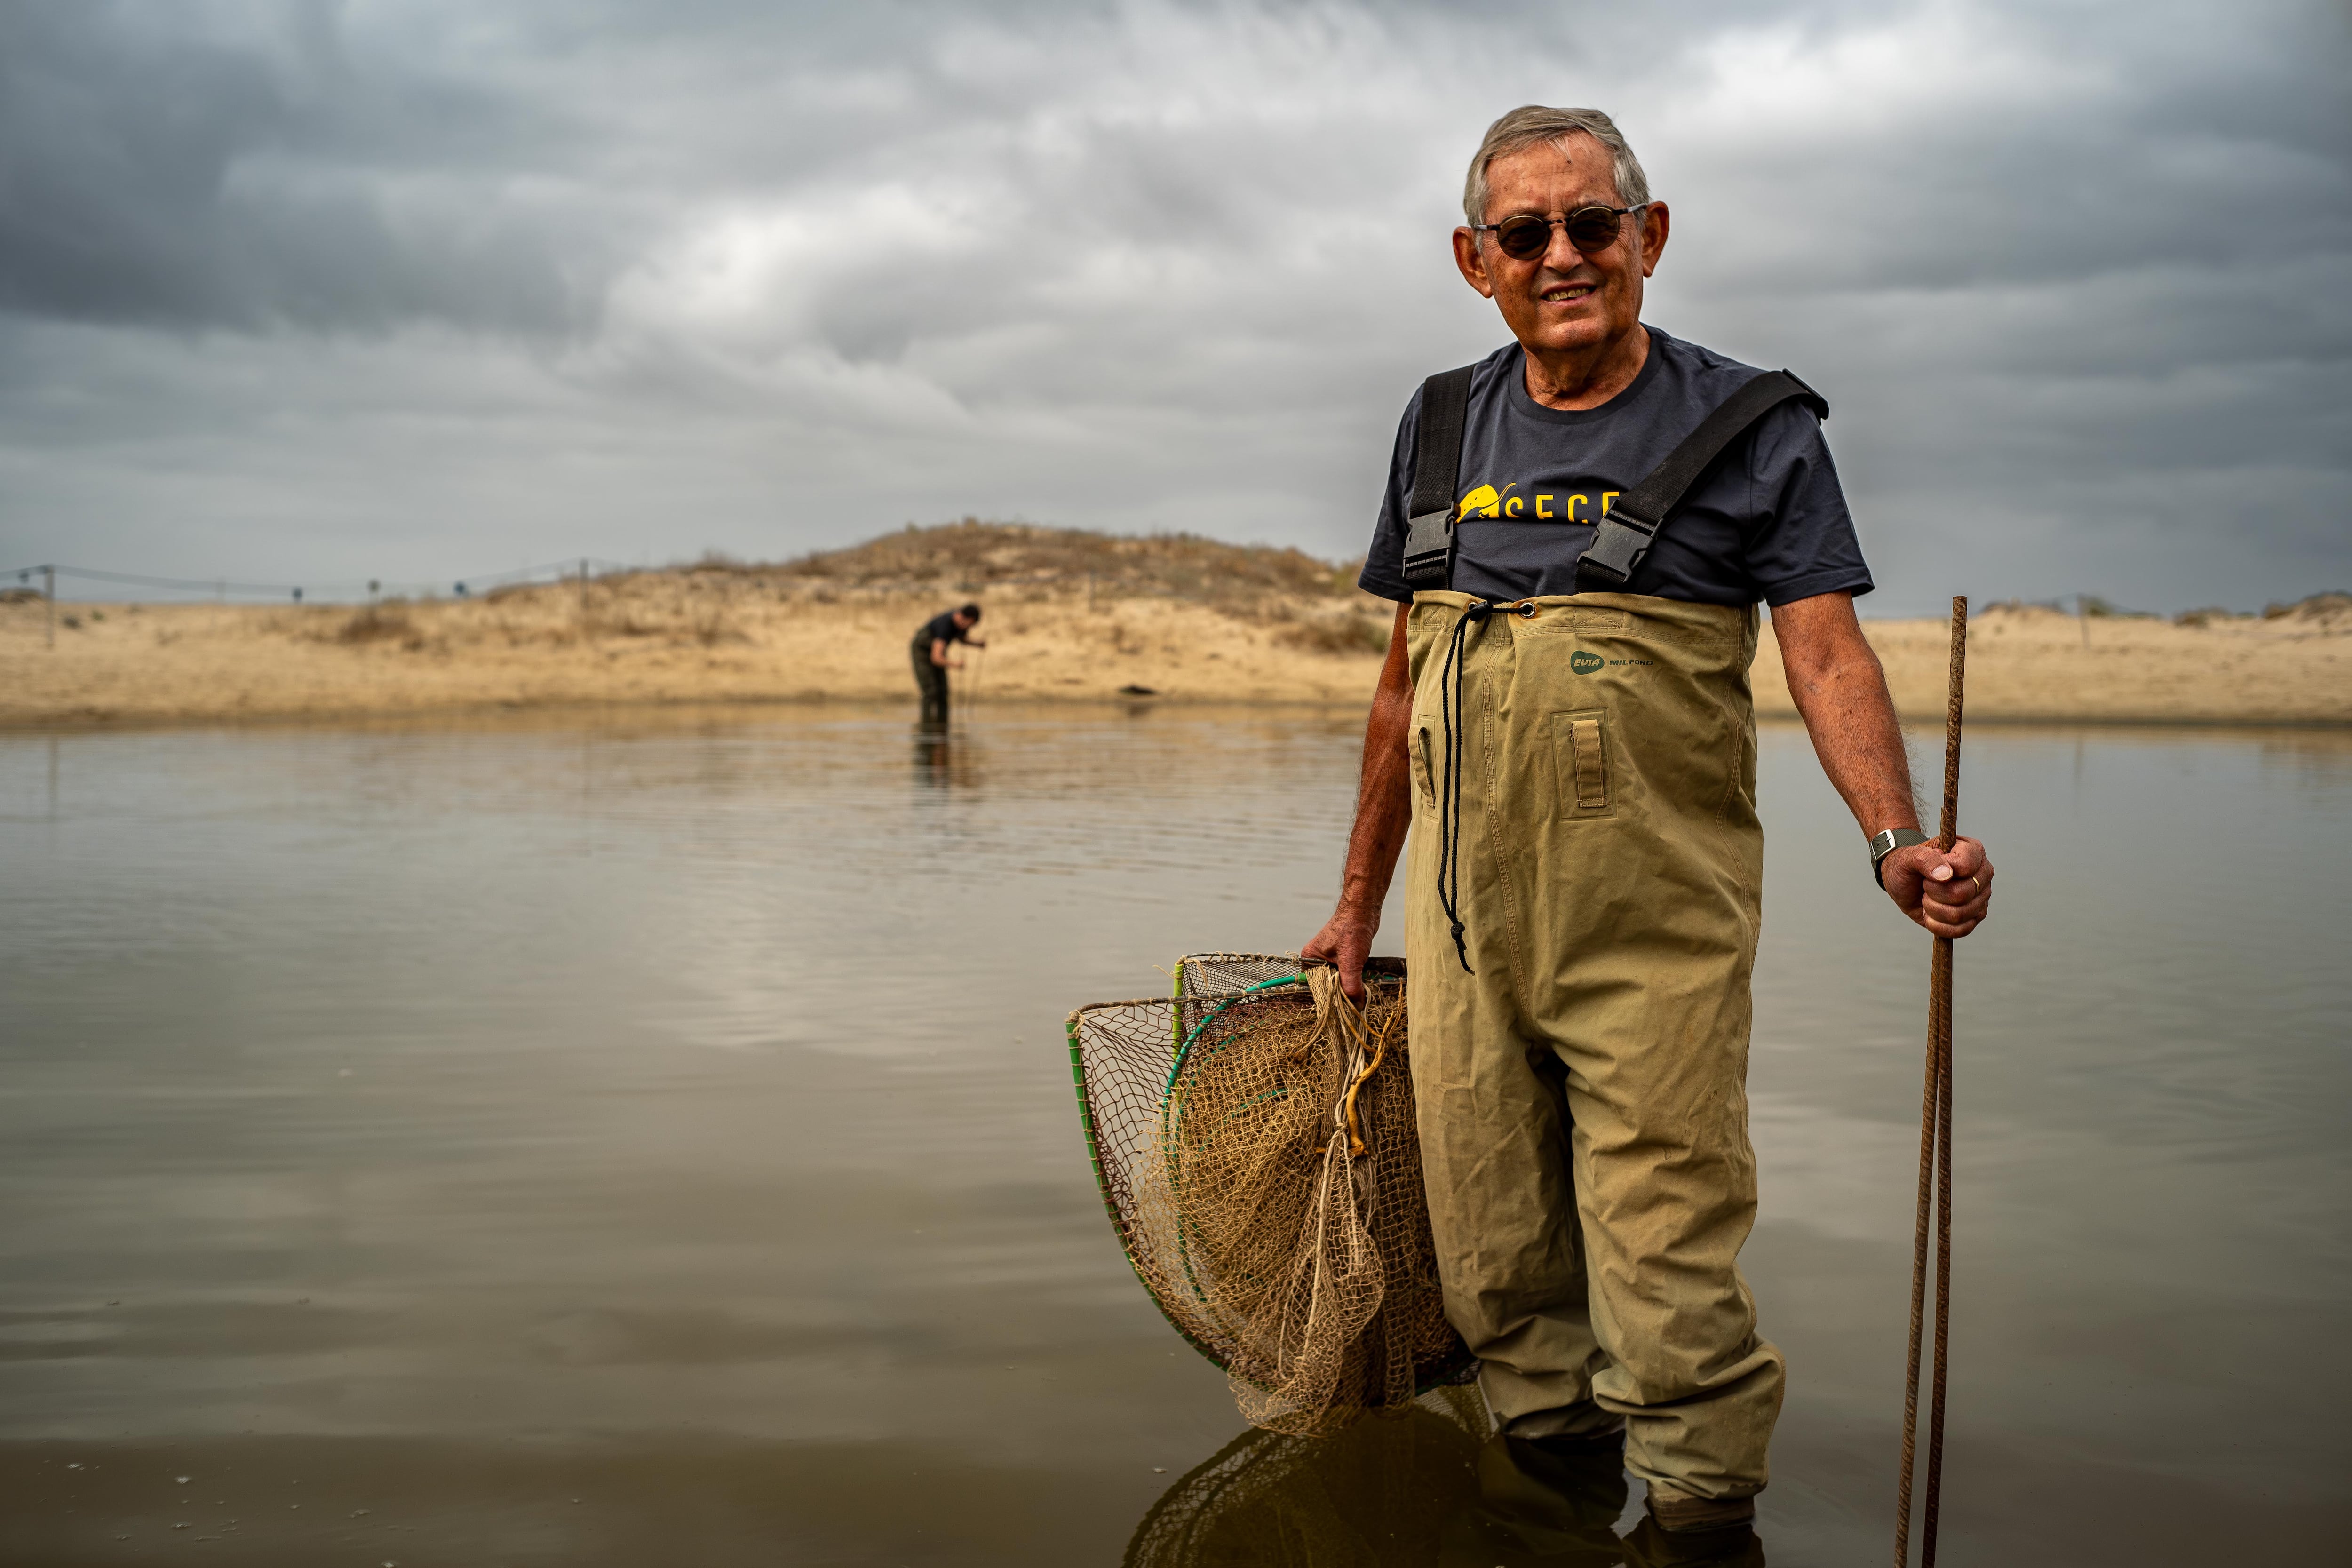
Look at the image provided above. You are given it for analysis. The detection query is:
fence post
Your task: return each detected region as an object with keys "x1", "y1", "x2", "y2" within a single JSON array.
[{"x1": 44, "y1": 566, "x2": 54, "y2": 648}]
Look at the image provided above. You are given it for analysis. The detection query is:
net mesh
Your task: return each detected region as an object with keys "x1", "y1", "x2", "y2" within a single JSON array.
[{"x1": 1068, "y1": 954, "x2": 1472, "y2": 1436}]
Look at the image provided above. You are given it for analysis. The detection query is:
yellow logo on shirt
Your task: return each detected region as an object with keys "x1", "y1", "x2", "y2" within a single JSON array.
[
  {"x1": 1455, "y1": 484, "x2": 1507, "y2": 519},
  {"x1": 1459, "y1": 484, "x2": 1621, "y2": 522}
]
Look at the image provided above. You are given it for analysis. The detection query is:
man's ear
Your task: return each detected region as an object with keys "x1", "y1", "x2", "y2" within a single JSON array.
[
  {"x1": 1451, "y1": 227, "x2": 1496, "y2": 299},
  {"x1": 1637, "y1": 202, "x2": 1670, "y2": 278}
]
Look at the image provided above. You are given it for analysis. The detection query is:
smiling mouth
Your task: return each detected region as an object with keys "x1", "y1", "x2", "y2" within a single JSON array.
[{"x1": 1539, "y1": 284, "x2": 1596, "y2": 303}]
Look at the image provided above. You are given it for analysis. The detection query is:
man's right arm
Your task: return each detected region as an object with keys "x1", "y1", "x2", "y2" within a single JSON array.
[{"x1": 1302, "y1": 603, "x2": 1414, "y2": 997}]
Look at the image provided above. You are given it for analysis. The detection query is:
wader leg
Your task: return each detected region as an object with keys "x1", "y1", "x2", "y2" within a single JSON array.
[
  {"x1": 912, "y1": 649, "x2": 950, "y2": 724},
  {"x1": 1554, "y1": 981, "x2": 1784, "y2": 1504},
  {"x1": 1406, "y1": 923, "x2": 1616, "y2": 1441},
  {"x1": 1404, "y1": 624, "x2": 1614, "y2": 1441}
]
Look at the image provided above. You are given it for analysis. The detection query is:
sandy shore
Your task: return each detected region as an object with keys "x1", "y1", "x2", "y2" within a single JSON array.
[{"x1": 4, "y1": 575, "x2": 2345, "y2": 730}]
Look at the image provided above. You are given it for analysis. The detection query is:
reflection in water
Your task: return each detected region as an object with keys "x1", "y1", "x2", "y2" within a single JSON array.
[
  {"x1": 913, "y1": 718, "x2": 984, "y2": 790},
  {"x1": 1128, "y1": 1391, "x2": 1762, "y2": 1567},
  {"x1": 1125, "y1": 1390, "x2": 1486, "y2": 1566}
]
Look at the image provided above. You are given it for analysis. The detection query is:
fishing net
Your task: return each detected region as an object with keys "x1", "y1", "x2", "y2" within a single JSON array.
[{"x1": 1067, "y1": 953, "x2": 1473, "y2": 1437}]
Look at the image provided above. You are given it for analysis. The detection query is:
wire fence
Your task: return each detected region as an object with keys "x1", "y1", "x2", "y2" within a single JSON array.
[{"x1": 1, "y1": 557, "x2": 643, "y2": 606}]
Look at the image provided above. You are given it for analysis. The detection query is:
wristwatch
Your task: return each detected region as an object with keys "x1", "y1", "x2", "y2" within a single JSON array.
[{"x1": 1869, "y1": 828, "x2": 1929, "y2": 889}]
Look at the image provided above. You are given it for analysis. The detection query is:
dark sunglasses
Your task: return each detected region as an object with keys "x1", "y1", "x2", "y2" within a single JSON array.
[{"x1": 1471, "y1": 204, "x2": 1647, "y2": 262}]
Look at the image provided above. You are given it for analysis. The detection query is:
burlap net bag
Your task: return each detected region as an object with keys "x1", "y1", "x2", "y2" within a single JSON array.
[{"x1": 1067, "y1": 955, "x2": 1472, "y2": 1435}]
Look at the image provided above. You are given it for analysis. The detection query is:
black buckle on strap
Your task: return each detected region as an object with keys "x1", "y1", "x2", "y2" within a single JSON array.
[
  {"x1": 1401, "y1": 509, "x2": 1456, "y2": 591},
  {"x1": 1576, "y1": 513, "x2": 1658, "y2": 589}
]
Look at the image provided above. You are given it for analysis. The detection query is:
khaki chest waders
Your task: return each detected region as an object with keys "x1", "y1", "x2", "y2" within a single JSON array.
[{"x1": 1402, "y1": 589, "x2": 1783, "y2": 1504}]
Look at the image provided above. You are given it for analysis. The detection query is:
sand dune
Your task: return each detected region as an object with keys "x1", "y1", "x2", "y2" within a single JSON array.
[{"x1": 1, "y1": 525, "x2": 2344, "y2": 729}]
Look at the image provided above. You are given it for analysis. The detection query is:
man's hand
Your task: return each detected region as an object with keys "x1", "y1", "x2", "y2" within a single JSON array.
[
  {"x1": 1880, "y1": 837, "x2": 1994, "y2": 939},
  {"x1": 1302, "y1": 905, "x2": 1379, "y2": 999}
]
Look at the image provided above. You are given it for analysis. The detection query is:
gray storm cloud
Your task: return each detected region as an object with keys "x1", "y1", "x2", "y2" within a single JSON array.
[{"x1": 0, "y1": 0, "x2": 2345, "y2": 612}]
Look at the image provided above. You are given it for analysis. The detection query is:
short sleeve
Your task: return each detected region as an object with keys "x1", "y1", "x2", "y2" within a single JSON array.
[
  {"x1": 1356, "y1": 390, "x2": 1422, "y2": 603},
  {"x1": 1742, "y1": 402, "x2": 1874, "y2": 606}
]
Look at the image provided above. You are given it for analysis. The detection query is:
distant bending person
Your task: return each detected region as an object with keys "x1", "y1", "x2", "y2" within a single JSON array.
[
  {"x1": 911, "y1": 602, "x2": 985, "y2": 724},
  {"x1": 1302, "y1": 106, "x2": 1994, "y2": 1540}
]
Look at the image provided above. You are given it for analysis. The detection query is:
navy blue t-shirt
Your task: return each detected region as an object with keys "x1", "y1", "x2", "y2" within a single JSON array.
[
  {"x1": 1357, "y1": 328, "x2": 1873, "y2": 607},
  {"x1": 914, "y1": 610, "x2": 971, "y2": 652}
]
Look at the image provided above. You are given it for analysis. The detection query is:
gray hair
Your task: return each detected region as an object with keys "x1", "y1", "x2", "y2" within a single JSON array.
[{"x1": 1462, "y1": 106, "x2": 1651, "y2": 228}]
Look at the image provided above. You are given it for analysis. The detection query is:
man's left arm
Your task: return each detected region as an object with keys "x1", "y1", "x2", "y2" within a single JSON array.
[{"x1": 1772, "y1": 592, "x2": 1993, "y2": 938}]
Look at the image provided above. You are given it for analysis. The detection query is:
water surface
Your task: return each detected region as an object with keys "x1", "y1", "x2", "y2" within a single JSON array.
[{"x1": 1, "y1": 708, "x2": 2345, "y2": 1564}]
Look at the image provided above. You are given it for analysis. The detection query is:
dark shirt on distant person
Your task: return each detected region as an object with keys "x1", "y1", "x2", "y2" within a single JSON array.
[{"x1": 915, "y1": 611, "x2": 971, "y2": 656}]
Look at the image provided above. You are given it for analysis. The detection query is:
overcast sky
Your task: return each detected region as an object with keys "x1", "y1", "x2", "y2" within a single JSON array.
[{"x1": 1, "y1": 0, "x2": 2346, "y2": 613}]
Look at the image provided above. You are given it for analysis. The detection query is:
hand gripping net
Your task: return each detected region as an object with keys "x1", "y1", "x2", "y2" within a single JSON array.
[{"x1": 1067, "y1": 954, "x2": 1473, "y2": 1436}]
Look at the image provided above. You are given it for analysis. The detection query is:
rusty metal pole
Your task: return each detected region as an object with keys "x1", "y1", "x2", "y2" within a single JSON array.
[{"x1": 1896, "y1": 596, "x2": 1967, "y2": 1567}]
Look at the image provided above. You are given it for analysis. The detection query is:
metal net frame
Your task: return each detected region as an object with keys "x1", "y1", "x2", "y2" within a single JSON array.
[{"x1": 1068, "y1": 953, "x2": 1473, "y2": 1436}]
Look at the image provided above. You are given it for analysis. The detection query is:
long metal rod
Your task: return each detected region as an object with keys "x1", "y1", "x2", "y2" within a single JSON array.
[
  {"x1": 1895, "y1": 970, "x2": 1939, "y2": 1565},
  {"x1": 1896, "y1": 596, "x2": 1967, "y2": 1566}
]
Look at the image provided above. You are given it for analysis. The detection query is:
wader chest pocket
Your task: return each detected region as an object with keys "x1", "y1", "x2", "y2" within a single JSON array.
[{"x1": 1550, "y1": 710, "x2": 1613, "y2": 817}]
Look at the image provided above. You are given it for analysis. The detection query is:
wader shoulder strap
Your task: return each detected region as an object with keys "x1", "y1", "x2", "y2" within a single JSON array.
[
  {"x1": 1574, "y1": 368, "x2": 1828, "y2": 593},
  {"x1": 1398, "y1": 365, "x2": 1476, "y2": 592}
]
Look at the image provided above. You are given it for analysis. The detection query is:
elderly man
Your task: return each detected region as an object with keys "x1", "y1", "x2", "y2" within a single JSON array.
[{"x1": 1303, "y1": 106, "x2": 1994, "y2": 1537}]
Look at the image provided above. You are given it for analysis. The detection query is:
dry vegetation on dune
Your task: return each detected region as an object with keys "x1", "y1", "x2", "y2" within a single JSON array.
[
  {"x1": 0, "y1": 520, "x2": 2345, "y2": 727},
  {"x1": 765, "y1": 520, "x2": 1391, "y2": 653},
  {"x1": 0, "y1": 522, "x2": 1403, "y2": 725},
  {"x1": 777, "y1": 519, "x2": 1351, "y2": 601}
]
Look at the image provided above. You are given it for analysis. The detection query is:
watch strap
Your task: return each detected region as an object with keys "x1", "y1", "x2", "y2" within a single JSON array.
[{"x1": 1871, "y1": 828, "x2": 1930, "y2": 888}]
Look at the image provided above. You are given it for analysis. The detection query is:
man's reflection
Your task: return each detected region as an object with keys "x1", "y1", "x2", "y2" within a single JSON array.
[
  {"x1": 912, "y1": 721, "x2": 981, "y2": 791},
  {"x1": 1449, "y1": 1434, "x2": 1763, "y2": 1568},
  {"x1": 1125, "y1": 1394, "x2": 1763, "y2": 1567}
]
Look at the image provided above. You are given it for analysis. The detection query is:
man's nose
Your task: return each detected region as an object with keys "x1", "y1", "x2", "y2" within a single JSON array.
[{"x1": 1543, "y1": 222, "x2": 1588, "y2": 271}]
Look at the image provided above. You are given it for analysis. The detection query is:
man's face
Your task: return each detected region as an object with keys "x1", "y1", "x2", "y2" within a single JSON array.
[
  {"x1": 1451, "y1": 134, "x2": 1666, "y2": 359},
  {"x1": 953, "y1": 610, "x2": 977, "y2": 630}
]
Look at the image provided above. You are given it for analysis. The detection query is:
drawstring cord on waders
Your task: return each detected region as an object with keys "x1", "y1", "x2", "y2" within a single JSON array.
[
  {"x1": 1896, "y1": 596, "x2": 1968, "y2": 1568},
  {"x1": 1436, "y1": 599, "x2": 1535, "y2": 973}
]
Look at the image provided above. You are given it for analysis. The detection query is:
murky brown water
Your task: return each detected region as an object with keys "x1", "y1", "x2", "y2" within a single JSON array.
[{"x1": 1, "y1": 708, "x2": 2345, "y2": 1564}]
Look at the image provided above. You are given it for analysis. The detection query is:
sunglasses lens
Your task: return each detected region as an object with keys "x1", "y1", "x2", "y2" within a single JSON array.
[
  {"x1": 1495, "y1": 217, "x2": 1551, "y2": 260},
  {"x1": 1566, "y1": 209, "x2": 1623, "y2": 252},
  {"x1": 1493, "y1": 210, "x2": 1629, "y2": 259}
]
